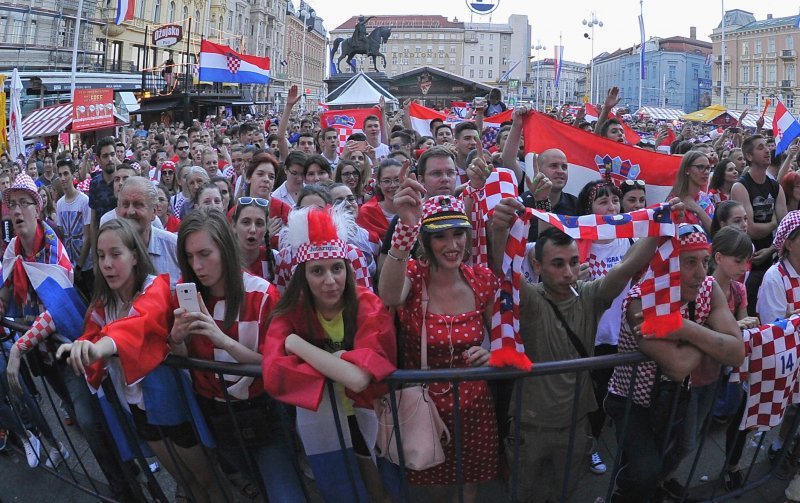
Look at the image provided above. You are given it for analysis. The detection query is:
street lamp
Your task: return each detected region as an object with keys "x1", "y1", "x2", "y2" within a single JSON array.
[
  {"x1": 531, "y1": 42, "x2": 546, "y2": 111},
  {"x1": 582, "y1": 12, "x2": 603, "y2": 105}
]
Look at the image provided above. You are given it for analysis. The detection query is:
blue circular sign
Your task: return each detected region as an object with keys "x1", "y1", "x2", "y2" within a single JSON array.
[{"x1": 466, "y1": 0, "x2": 499, "y2": 15}]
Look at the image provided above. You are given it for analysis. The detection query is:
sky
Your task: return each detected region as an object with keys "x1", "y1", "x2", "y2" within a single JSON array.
[{"x1": 303, "y1": 0, "x2": 799, "y2": 64}]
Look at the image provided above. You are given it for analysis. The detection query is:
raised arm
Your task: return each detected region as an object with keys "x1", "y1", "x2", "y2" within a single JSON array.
[
  {"x1": 777, "y1": 142, "x2": 799, "y2": 184},
  {"x1": 501, "y1": 106, "x2": 529, "y2": 181},
  {"x1": 594, "y1": 87, "x2": 620, "y2": 138},
  {"x1": 277, "y1": 85, "x2": 300, "y2": 161}
]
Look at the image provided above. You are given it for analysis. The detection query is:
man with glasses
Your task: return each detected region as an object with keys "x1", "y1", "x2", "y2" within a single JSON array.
[
  {"x1": 272, "y1": 151, "x2": 307, "y2": 207},
  {"x1": 731, "y1": 134, "x2": 788, "y2": 314},
  {"x1": 173, "y1": 136, "x2": 191, "y2": 164},
  {"x1": 389, "y1": 131, "x2": 414, "y2": 159}
]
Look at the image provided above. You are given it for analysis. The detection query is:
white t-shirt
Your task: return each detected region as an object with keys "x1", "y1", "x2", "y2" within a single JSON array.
[
  {"x1": 56, "y1": 192, "x2": 92, "y2": 269},
  {"x1": 373, "y1": 143, "x2": 390, "y2": 161},
  {"x1": 587, "y1": 238, "x2": 631, "y2": 346}
]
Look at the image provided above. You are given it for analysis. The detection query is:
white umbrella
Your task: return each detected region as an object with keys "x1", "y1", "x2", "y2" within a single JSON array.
[{"x1": 8, "y1": 68, "x2": 25, "y2": 162}]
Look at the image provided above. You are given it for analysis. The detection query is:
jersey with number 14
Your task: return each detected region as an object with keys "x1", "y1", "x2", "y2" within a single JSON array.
[{"x1": 730, "y1": 315, "x2": 800, "y2": 431}]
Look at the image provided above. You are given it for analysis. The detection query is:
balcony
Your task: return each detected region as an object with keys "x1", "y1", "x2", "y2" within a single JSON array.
[
  {"x1": 715, "y1": 54, "x2": 730, "y2": 63},
  {"x1": 782, "y1": 49, "x2": 797, "y2": 60},
  {"x1": 782, "y1": 80, "x2": 795, "y2": 89},
  {"x1": 753, "y1": 52, "x2": 764, "y2": 60},
  {"x1": 464, "y1": 32, "x2": 478, "y2": 44}
]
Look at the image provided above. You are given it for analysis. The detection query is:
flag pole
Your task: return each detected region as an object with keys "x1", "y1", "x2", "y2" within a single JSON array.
[
  {"x1": 720, "y1": 0, "x2": 726, "y2": 107},
  {"x1": 638, "y1": 0, "x2": 644, "y2": 112}
]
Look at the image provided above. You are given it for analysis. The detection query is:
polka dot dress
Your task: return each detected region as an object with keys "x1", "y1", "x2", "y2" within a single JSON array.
[{"x1": 397, "y1": 261, "x2": 499, "y2": 485}]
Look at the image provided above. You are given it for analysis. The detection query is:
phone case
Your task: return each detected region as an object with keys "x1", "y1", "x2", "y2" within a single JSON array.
[{"x1": 176, "y1": 283, "x2": 201, "y2": 313}]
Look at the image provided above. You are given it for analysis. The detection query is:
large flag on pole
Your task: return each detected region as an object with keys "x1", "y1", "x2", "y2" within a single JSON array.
[
  {"x1": 114, "y1": 0, "x2": 135, "y2": 25},
  {"x1": 199, "y1": 40, "x2": 270, "y2": 84},
  {"x1": 773, "y1": 100, "x2": 800, "y2": 155},
  {"x1": 8, "y1": 69, "x2": 25, "y2": 163},
  {"x1": 553, "y1": 46, "x2": 564, "y2": 88},
  {"x1": 522, "y1": 111, "x2": 680, "y2": 204}
]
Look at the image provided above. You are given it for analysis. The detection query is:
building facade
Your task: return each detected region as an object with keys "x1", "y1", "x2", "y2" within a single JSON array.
[
  {"x1": 0, "y1": 0, "x2": 103, "y2": 71},
  {"x1": 283, "y1": 1, "x2": 326, "y2": 111},
  {"x1": 710, "y1": 9, "x2": 798, "y2": 114},
  {"x1": 330, "y1": 14, "x2": 532, "y2": 100},
  {"x1": 528, "y1": 58, "x2": 587, "y2": 109},
  {"x1": 592, "y1": 28, "x2": 712, "y2": 113}
]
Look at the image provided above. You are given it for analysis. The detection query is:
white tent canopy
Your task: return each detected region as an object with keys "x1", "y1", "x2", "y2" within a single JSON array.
[
  {"x1": 325, "y1": 72, "x2": 398, "y2": 107},
  {"x1": 635, "y1": 106, "x2": 686, "y2": 121}
]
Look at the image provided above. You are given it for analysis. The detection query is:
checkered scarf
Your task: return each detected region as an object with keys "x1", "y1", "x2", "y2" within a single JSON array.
[
  {"x1": 489, "y1": 204, "x2": 676, "y2": 370},
  {"x1": 463, "y1": 168, "x2": 519, "y2": 267}
]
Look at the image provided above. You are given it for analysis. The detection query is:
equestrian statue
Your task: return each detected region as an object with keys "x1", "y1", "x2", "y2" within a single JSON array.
[{"x1": 330, "y1": 15, "x2": 392, "y2": 73}]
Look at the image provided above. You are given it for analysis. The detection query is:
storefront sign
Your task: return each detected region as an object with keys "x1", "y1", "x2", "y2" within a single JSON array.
[
  {"x1": 73, "y1": 89, "x2": 114, "y2": 132},
  {"x1": 152, "y1": 24, "x2": 183, "y2": 47}
]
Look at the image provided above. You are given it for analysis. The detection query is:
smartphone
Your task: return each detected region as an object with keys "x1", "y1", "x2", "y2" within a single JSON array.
[{"x1": 176, "y1": 282, "x2": 201, "y2": 313}]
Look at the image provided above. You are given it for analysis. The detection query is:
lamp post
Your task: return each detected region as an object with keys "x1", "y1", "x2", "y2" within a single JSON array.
[
  {"x1": 582, "y1": 12, "x2": 603, "y2": 105},
  {"x1": 532, "y1": 42, "x2": 546, "y2": 111},
  {"x1": 300, "y1": 8, "x2": 310, "y2": 114}
]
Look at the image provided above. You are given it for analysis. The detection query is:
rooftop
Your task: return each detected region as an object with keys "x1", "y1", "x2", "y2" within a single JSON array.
[{"x1": 333, "y1": 15, "x2": 463, "y2": 31}]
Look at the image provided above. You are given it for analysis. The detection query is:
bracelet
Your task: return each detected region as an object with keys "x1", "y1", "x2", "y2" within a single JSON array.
[
  {"x1": 386, "y1": 250, "x2": 410, "y2": 262},
  {"x1": 534, "y1": 199, "x2": 552, "y2": 212},
  {"x1": 391, "y1": 221, "x2": 420, "y2": 252}
]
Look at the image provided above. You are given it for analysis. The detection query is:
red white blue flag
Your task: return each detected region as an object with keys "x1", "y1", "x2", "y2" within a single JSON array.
[
  {"x1": 199, "y1": 40, "x2": 270, "y2": 85},
  {"x1": 773, "y1": 100, "x2": 800, "y2": 155},
  {"x1": 114, "y1": 0, "x2": 135, "y2": 25}
]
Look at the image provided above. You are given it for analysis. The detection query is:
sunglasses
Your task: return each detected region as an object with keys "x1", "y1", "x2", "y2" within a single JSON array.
[
  {"x1": 621, "y1": 179, "x2": 646, "y2": 189},
  {"x1": 161, "y1": 169, "x2": 175, "y2": 174},
  {"x1": 678, "y1": 223, "x2": 705, "y2": 237},
  {"x1": 238, "y1": 196, "x2": 269, "y2": 207}
]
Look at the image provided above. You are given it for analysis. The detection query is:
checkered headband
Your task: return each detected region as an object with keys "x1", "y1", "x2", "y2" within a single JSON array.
[
  {"x1": 5, "y1": 173, "x2": 43, "y2": 212},
  {"x1": 775, "y1": 210, "x2": 800, "y2": 255},
  {"x1": 285, "y1": 206, "x2": 349, "y2": 266},
  {"x1": 162, "y1": 160, "x2": 176, "y2": 171}
]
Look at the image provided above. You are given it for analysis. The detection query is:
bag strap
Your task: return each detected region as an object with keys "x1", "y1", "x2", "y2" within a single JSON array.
[
  {"x1": 541, "y1": 294, "x2": 589, "y2": 359},
  {"x1": 421, "y1": 280, "x2": 429, "y2": 370}
]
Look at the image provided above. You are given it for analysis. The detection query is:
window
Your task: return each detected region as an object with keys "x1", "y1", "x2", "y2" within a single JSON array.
[
  {"x1": 137, "y1": 0, "x2": 146, "y2": 19},
  {"x1": 741, "y1": 65, "x2": 749, "y2": 83},
  {"x1": 788, "y1": 95, "x2": 795, "y2": 108},
  {"x1": 668, "y1": 64, "x2": 677, "y2": 79},
  {"x1": 427, "y1": 33, "x2": 432, "y2": 39},
  {"x1": 415, "y1": 33, "x2": 421, "y2": 39},
  {"x1": 227, "y1": 11, "x2": 232, "y2": 30},
  {"x1": 768, "y1": 38, "x2": 775, "y2": 53},
  {"x1": 167, "y1": 1, "x2": 175, "y2": 22},
  {"x1": 479, "y1": 70, "x2": 483, "y2": 78},
  {"x1": 768, "y1": 64, "x2": 776, "y2": 83},
  {"x1": 182, "y1": 5, "x2": 188, "y2": 21},
  {"x1": 489, "y1": 56, "x2": 493, "y2": 65},
  {"x1": 488, "y1": 70, "x2": 492, "y2": 78},
  {"x1": 755, "y1": 40, "x2": 762, "y2": 54},
  {"x1": 110, "y1": 41, "x2": 123, "y2": 71},
  {"x1": 11, "y1": 19, "x2": 24, "y2": 44},
  {"x1": 788, "y1": 36, "x2": 795, "y2": 51},
  {"x1": 479, "y1": 56, "x2": 484, "y2": 64},
  {"x1": 489, "y1": 33, "x2": 493, "y2": 40},
  {"x1": 0, "y1": 16, "x2": 6, "y2": 42},
  {"x1": 743, "y1": 92, "x2": 749, "y2": 105},
  {"x1": 404, "y1": 33, "x2": 410, "y2": 39},
  {"x1": 131, "y1": 44, "x2": 144, "y2": 71},
  {"x1": 27, "y1": 20, "x2": 36, "y2": 45},
  {"x1": 480, "y1": 33, "x2": 485, "y2": 39},
  {"x1": 741, "y1": 41, "x2": 748, "y2": 55},
  {"x1": 439, "y1": 34, "x2": 444, "y2": 39},
  {"x1": 754, "y1": 64, "x2": 762, "y2": 83},
  {"x1": 787, "y1": 64, "x2": 796, "y2": 82}
]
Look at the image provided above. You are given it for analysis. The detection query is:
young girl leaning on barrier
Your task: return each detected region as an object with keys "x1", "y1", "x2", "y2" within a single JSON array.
[
  {"x1": 262, "y1": 205, "x2": 397, "y2": 503},
  {"x1": 57, "y1": 218, "x2": 226, "y2": 503},
  {"x1": 169, "y1": 207, "x2": 306, "y2": 502}
]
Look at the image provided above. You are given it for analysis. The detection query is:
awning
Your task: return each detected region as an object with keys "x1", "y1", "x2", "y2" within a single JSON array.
[
  {"x1": 136, "y1": 97, "x2": 183, "y2": 115},
  {"x1": 635, "y1": 106, "x2": 686, "y2": 121},
  {"x1": 681, "y1": 104, "x2": 728, "y2": 122},
  {"x1": 21, "y1": 103, "x2": 72, "y2": 138},
  {"x1": 729, "y1": 110, "x2": 774, "y2": 129},
  {"x1": 119, "y1": 91, "x2": 139, "y2": 113}
]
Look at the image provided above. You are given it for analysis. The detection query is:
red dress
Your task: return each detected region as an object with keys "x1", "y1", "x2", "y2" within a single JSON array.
[{"x1": 397, "y1": 261, "x2": 499, "y2": 485}]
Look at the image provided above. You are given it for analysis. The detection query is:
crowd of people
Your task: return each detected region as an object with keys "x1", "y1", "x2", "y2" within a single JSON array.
[{"x1": 0, "y1": 82, "x2": 800, "y2": 503}]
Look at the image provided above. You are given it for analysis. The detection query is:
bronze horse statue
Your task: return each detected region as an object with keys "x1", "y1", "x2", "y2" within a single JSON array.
[{"x1": 330, "y1": 26, "x2": 392, "y2": 73}]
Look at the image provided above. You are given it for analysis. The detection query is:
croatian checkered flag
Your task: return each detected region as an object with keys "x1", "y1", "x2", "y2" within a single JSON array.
[
  {"x1": 489, "y1": 203, "x2": 676, "y2": 370},
  {"x1": 464, "y1": 168, "x2": 519, "y2": 267},
  {"x1": 638, "y1": 237, "x2": 683, "y2": 338}
]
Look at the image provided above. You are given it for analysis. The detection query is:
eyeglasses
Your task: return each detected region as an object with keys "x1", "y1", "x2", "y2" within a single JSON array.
[
  {"x1": 380, "y1": 177, "x2": 401, "y2": 187},
  {"x1": 177, "y1": 146, "x2": 190, "y2": 151},
  {"x1": 621, "y1": 179, "x2": 646, "y2": 189},
  {"x1": 238, "y1": 196, "x2": 269, "y2": 207},
  {"x1": 7, "y1": 200, "x2": 37, "y2": 210},
  {"x1": 341, "y1": 171, "x2": 359, "y2": 179},
  {"x1": 334, "y1": 195, "x2": 357, "y2": 205},
  {"x1": 390, "y1": 143, "x2": 407, "y2": 151},
  {"x1": 690, "y1": 164, "x2": 711, "y2": 172},
  {"x1": 162, "y1": 169, "x2": 175, "y2": 175}
]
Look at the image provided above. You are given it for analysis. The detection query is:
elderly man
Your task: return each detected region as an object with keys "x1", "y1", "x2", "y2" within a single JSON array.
[{"x1": 116, "y1": 176, "x2": 180, "y2": 285}]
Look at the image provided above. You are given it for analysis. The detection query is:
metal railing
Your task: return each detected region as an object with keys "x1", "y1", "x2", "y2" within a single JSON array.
[{"x1": 1, "y1": 317, "x2": 798, "y2": 502}]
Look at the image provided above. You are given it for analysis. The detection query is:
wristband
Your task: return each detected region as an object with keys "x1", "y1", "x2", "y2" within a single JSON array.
[
  {"x1": 386, "y1": 250, "x2": 410, "y2": 262},
  {"x1": 391, "y1": 221, "x2": 420, "y2": 252}
]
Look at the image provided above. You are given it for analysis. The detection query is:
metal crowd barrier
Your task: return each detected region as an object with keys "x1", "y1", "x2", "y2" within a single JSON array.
[{"x1": 1, "y1": 316, "x2": 798, "y2": 503}]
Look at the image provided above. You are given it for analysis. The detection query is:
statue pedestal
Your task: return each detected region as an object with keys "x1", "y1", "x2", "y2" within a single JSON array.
[{"x1": 325, "y1": 72, "x2": 391, "y2": 98}]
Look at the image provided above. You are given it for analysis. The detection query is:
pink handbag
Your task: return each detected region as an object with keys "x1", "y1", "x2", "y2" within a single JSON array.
[{"x1": 375, "y1": 281, "x2": 451, "y2": 470}]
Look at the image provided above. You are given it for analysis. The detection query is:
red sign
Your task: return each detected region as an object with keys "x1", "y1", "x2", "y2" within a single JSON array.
[
  {"x1": 152, "y1": 24, "x2": 183, "y2": 47},
  {"x1": 72, "y1": 89, "x2": 114, "y2": 132}
]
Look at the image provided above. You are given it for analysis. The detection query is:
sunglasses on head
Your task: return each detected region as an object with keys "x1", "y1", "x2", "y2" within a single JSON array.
[
  {"x1": 678, "y1": 223, "x2": 705, "y2": 237},
  {"x1": 621, "y1": 179, "x2": 646, "y2": 189},
  {"x1": 238, "y1": 196, "x2": 269, "y2": 207}
]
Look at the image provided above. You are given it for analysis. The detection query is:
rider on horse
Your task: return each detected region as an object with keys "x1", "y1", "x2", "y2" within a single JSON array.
[{"x1": 353, "y1": 15, "x2": 375, "y2": 53}]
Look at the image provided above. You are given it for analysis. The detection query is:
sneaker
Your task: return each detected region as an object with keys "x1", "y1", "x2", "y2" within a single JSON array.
[
  {"x1": 724, "y1": 469, "x2": 744, "y2": 492},
  {"x1": 661, "y1": 478, "x2": 687, "y2": 499},
  {"x1": 44, "y1": 441, "x2": 70, "y2": 469},
  {"x1": 22, "y1": 430, "x2": 41, "y2": 468},
  {"x1": 589, "y1": 451, "x2": 607, "y2": 475},
  {"x1": 0, "y1": 428, "x2": 7, "y2": 451},
  {"x1": 787, "y1": 473, "x2": 800, "y2": 501}
]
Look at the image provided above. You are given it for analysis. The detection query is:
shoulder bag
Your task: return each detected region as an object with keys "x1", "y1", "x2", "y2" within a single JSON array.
[{"x1": 375, "y1": 281, "x2": 451, "y2": 471}]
